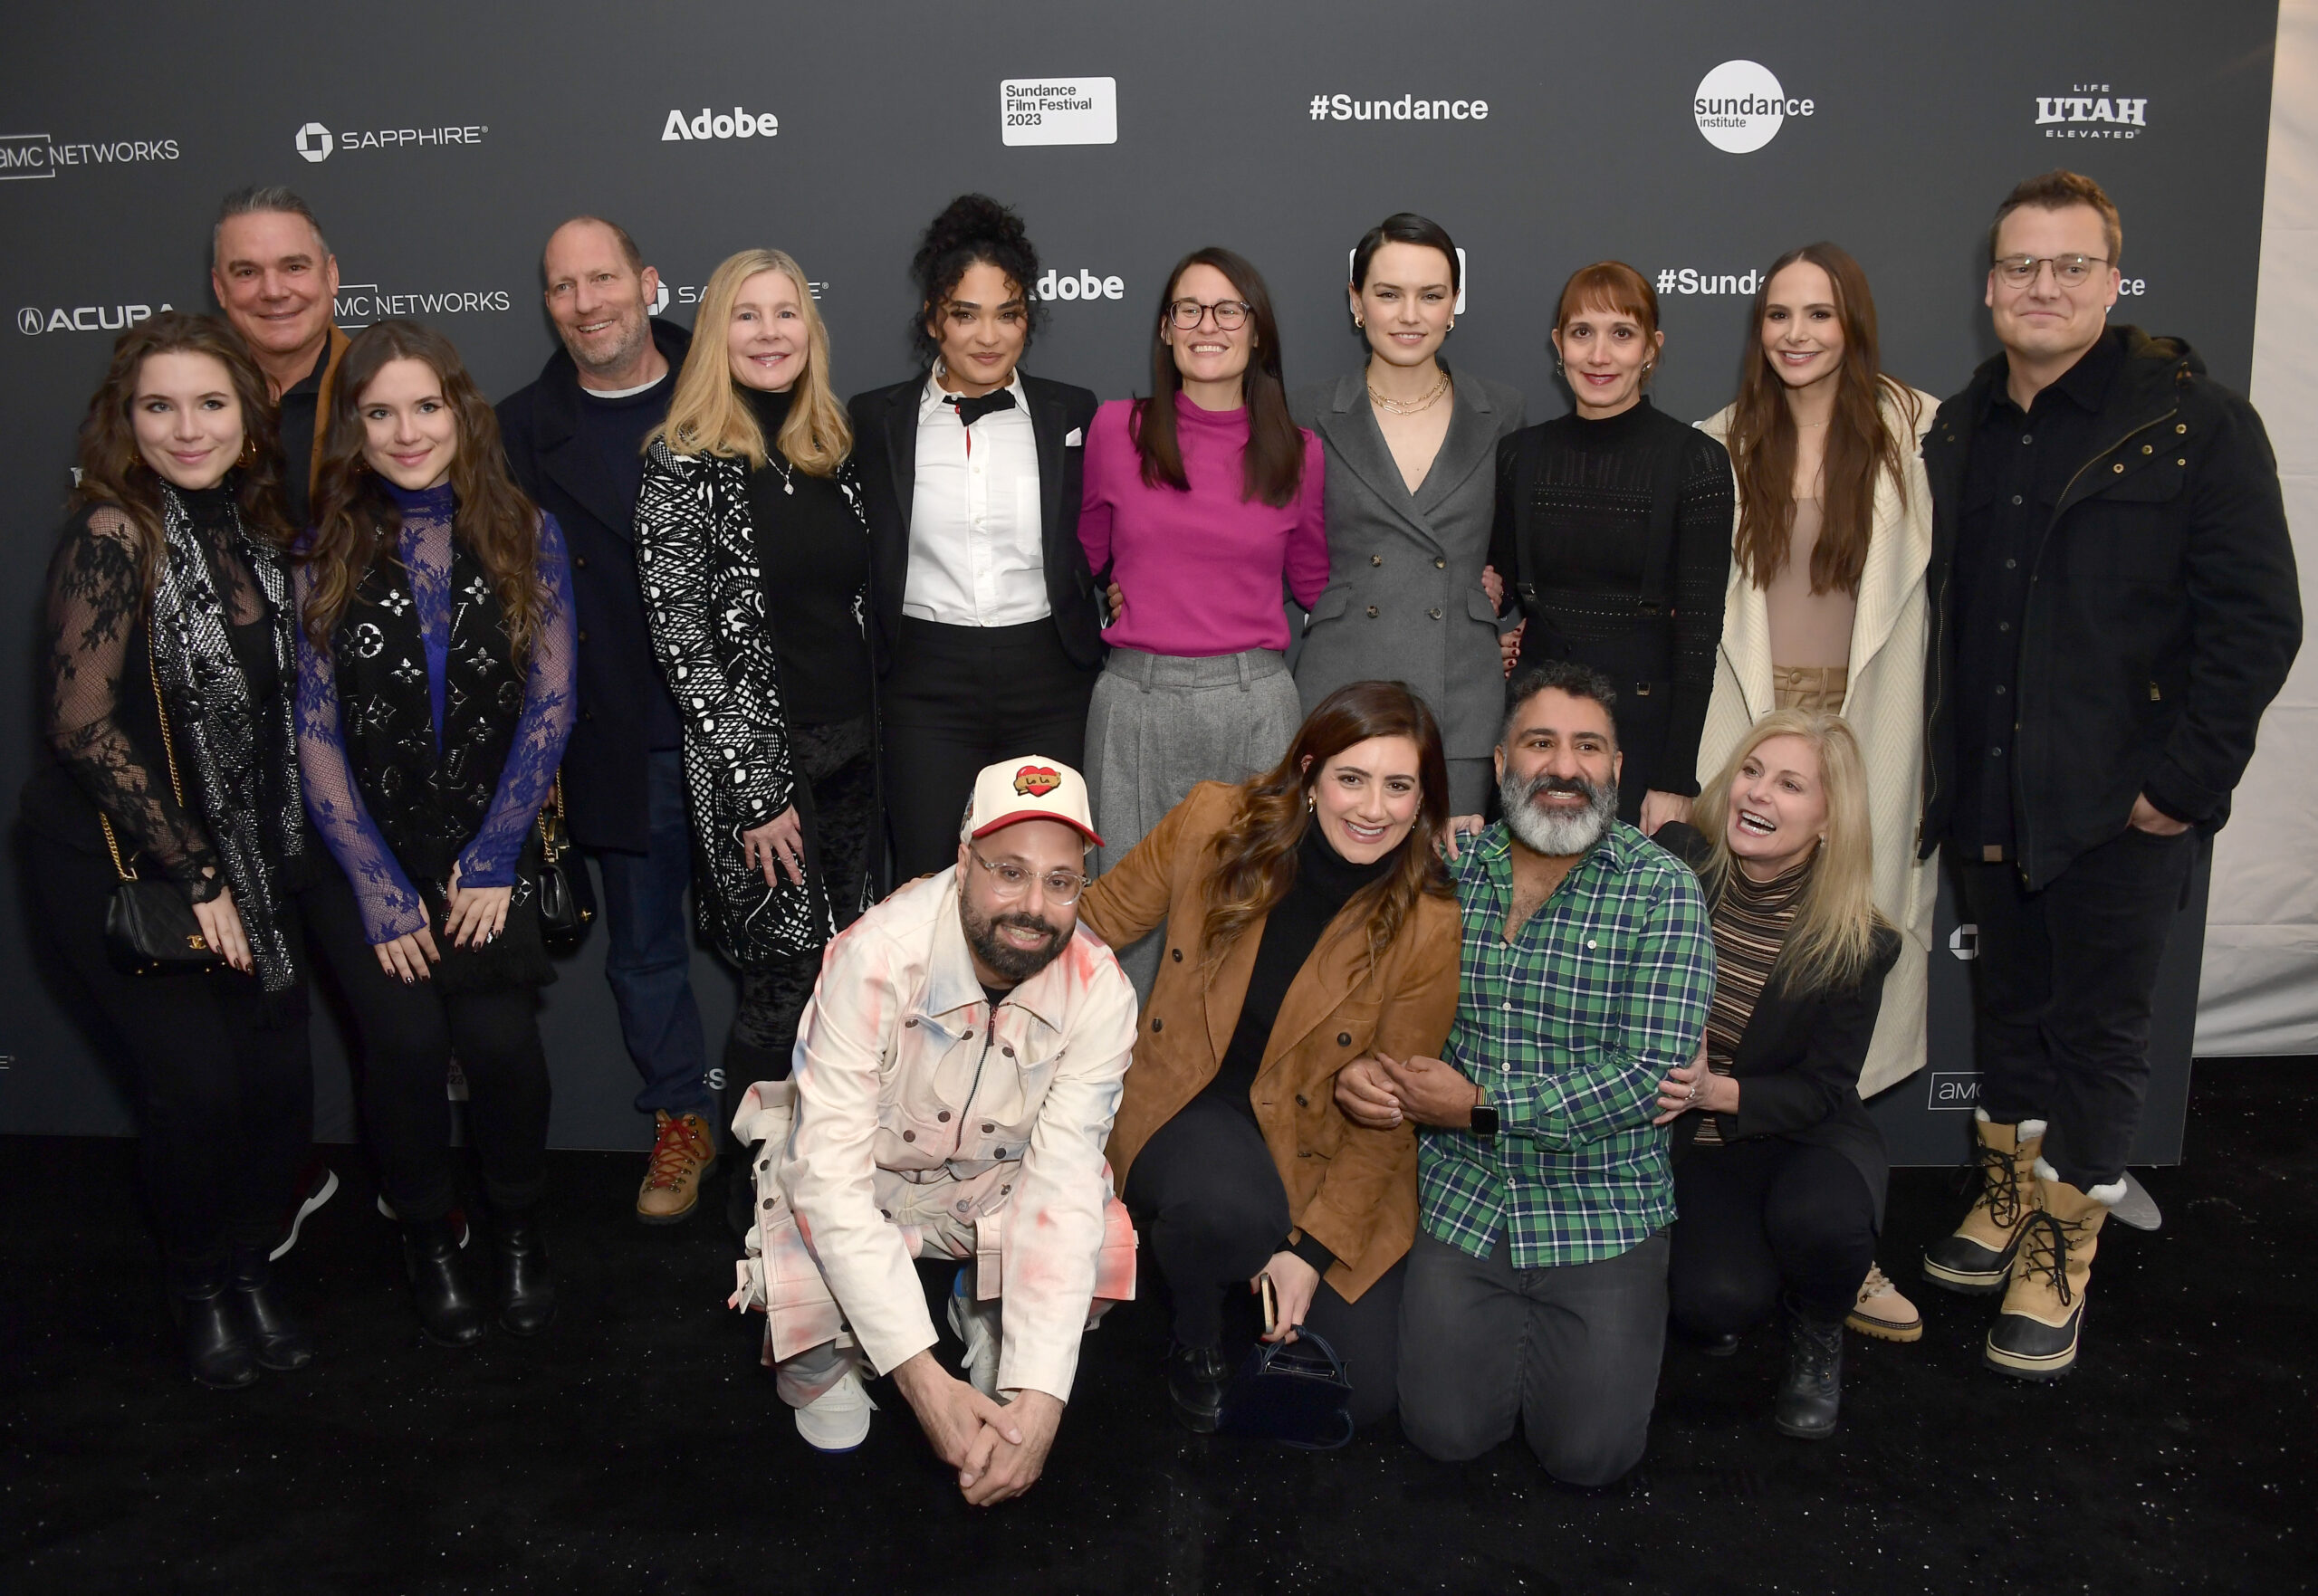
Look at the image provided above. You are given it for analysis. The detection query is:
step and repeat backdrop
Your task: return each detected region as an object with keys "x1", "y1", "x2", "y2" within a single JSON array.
[{"x1": 0, "y1": 1, "x2": 2277, "y2": 1159}]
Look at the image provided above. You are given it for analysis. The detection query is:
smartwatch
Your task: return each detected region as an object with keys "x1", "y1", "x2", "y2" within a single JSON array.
[{"x1": 1468, "y1": 1087, "x2": 1499, "y2": 1141}]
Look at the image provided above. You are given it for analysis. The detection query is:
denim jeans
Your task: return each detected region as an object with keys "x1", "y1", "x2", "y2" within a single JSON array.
[{"x1": 595, "y1": 749, "x2": 714, "y2": 1123}]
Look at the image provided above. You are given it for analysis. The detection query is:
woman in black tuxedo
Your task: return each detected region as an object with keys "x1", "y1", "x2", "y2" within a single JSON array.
[{"x1": 848, "y1": 194, "x2": 1105, "y2": 879}]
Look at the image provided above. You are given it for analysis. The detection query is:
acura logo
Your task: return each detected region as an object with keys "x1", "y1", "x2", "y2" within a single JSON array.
[
  {"x1": 295, "y1": 121, "x2": 333, "y2": 162},
  {"x1": 17, "y1": 308, "x2": 40, "y2": 335}
]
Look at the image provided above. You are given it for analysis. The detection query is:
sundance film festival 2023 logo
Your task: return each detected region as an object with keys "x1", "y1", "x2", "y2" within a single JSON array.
[
  {"x1": 1692, "y1": 61, "x2": 1814, "y2": 153},
  {"x1": 1001, "y1": 79, "x2": 1116, "y2": 146},
  {"x1": 2036, "y1": 84, "x2": 2147, "y2": 139},
  {"x1": 1, "y1": 132, "x2": 179, "y2": 182},
  {"x1": 295, "y1": 121, "x2": 486, "y2": 162}
]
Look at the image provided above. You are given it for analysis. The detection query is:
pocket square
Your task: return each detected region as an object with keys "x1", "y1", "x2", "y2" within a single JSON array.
[{"x1": 1064, "y1": 427, "x2": 1084, "y2": 447}]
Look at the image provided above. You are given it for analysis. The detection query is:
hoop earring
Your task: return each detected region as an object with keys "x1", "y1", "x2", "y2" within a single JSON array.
[
  {"x1": 1354, "y1": 316, "x2": 1365, "y2": 330},
  {"x1": 1306, "y1": 790, "x2": 1317, "y2": 813},
  {"x1": 1447, "y1": 319, "x2": 1456, "y2": 331},
  {"x1": 1555, "y1": 357, "x2": 1566, "y2": 379}
]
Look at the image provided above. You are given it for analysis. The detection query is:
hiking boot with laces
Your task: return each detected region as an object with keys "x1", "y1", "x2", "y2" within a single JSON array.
[
  {"x1": 637, "y1": 1111, "x2": 718, "y2": 1225},
  {"x1": 1846, "y1": 1263, "x2": 1923, "y2": 1343},
  {"x1": 1922, "y1": 1110, "x2": 2045, "y2": 1295},
  {"x1": 1985, "y1": 1160, "x2": 2116, "y2": 1381}
]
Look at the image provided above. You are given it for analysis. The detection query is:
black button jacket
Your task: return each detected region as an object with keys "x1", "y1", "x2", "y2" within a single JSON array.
[
  {"x1": 1920, "y1": 326, "x2": 2300, "y2": 889},
  {"x1": 846, "y1": 371, "x2": 1106, "y2": 674},
  {"x1": 497, "y1": 318, "x2": 692, "y2": 854}
]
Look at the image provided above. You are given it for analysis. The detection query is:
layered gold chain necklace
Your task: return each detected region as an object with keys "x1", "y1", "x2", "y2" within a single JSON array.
[{"x1": 1367, "y1": 367, "x2": 1451, "y2": 415}]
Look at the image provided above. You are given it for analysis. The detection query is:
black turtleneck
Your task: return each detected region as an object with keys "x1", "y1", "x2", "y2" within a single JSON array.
[{"x1": 741, "y1": 387, "x2": 872, "y2": 726}]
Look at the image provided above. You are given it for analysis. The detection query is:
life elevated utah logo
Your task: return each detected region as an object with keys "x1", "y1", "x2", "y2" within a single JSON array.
[
  {"x1": 1692, "y1": 60, "x2": 1814, "y2": 154},
  {"x1": 662, "y1": 107, "x2": 779, "y2": 141},
  {"x1": 2036, "y1": 85, "x2": 2147, "y2": 139},
  {"x1": 1, "y1": 131, "x2": 180, "y2": 182}
]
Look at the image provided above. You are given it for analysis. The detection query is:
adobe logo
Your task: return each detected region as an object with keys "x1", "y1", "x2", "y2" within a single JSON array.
[{"x1": 1036, "y1": 268, "x2": 1124, "y2": 302}]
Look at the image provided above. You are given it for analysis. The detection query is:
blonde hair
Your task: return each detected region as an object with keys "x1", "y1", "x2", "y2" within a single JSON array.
[
  {"x1": 1693, "y1": 709, "x2": 1886, "y2": 995},
  {"x1": 649, "y1": 249, "x2": 850, "y2": 475}
]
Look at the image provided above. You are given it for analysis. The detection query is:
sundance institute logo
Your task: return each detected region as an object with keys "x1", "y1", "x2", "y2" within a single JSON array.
[{"x1": 1692, "y1": 60, "x2": 1815, "y2": 154}]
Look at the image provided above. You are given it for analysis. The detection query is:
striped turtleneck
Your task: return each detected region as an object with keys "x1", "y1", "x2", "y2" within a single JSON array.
[{"x1": 1692, "y1": 851, "x2": 1814, "y2": 1147}]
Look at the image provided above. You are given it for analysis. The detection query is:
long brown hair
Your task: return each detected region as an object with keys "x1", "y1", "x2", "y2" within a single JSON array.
[
  {"x1": 1133, "y1": 247, "x2": 1304, "y2": 508},
  {"x1": 72, "y1": 311, "x2": 292, "y2": 591},
  {"x1": 1725, "y1": 244, "x2": 1921, "y2": 596},
  {"x1": 302, "y1": 320, "x2": 549, "y2": 660},
  {"x1": 1201, "y1": 681, "x2": 1453, "y2": 970}
]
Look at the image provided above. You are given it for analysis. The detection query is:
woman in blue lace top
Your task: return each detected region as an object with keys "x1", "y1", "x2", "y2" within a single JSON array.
[{"x1": 295, "y1": 320, "x2": 575, "y2": 1348}]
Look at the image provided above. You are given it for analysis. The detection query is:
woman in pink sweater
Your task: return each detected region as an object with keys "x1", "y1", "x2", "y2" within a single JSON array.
[{"x1": 1078, "y1": 247, "x2": 1327, "y2": 990}]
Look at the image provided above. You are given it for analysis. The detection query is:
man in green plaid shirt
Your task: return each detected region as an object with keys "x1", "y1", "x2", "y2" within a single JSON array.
[{"x1": 1336, "y1": 662, "x2": 1713, "y2": 1486}]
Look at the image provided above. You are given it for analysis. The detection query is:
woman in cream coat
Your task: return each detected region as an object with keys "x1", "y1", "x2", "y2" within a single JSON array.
[{"x1": 1696, "y1": 244, "x2": 1937, "y2": 1344}]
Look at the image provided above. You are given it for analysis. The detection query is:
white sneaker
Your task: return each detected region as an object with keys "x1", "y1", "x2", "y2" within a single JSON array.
[
  {"x1": 949, "y1": 1268, "x2": 1001, "y2": 1398},
  {"x1": 794, "y1": 1369, "x2": 876, "y2": 1453}
]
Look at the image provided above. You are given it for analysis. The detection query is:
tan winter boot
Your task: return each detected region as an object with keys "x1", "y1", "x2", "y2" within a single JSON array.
[
  {"x1": 1845, "y1": 1264, "x2": 1923, "y2": 1343},
  {"x1": 636, "y1": 1111, "x2": 718, "y2": 1224},
  {"x1": 1984, "y1": 1159, "x2": 2118, "y2": 1381},
  {"x1": 1921, "y1": 1109, "x2": 2045, "y2": 1295}
]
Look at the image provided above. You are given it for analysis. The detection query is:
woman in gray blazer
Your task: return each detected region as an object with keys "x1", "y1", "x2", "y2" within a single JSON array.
[{"x1": 1289, "y1": 215, "x2": 1524, "y2": 813}]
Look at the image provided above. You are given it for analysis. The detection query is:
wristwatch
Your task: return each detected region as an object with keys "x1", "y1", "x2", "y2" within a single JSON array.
[{"x1": 1468, "y1": 1083, "x2": 1499, "y2": 1141}]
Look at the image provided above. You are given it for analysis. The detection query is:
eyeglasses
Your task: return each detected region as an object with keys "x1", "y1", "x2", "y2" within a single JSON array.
[
  {"x1": 967, "y1": 848, "x2": 1088, "y2": 906},
  {"x1": 1992, "y1": 253, "x2": 2110, "y2": 289},
  {"x1": 1166, "y1": 298, "x2": 1251, "y2": 331}
]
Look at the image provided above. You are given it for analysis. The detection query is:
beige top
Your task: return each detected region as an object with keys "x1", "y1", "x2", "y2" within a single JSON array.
[{"x1": 1763, "y1": 498, "x2": 1857, "y2": 669}]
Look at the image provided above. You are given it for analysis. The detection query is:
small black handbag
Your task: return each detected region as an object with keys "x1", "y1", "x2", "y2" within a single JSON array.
[
  {"x1": 535, "y1": 774, "x2": 597, "y2": 954},
  {"x1": 1217, "y1": 1327, "x2": 1357, "y2": 1451},
  {"x1": 98, "y1": 645, "x2": 224, "y2": 977}
]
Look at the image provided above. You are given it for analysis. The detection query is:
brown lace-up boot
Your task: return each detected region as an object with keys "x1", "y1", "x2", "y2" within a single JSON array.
[
  {"x1": 1921, "y1": 1110, "x2": 2045, "y2": 1295},
  {"x1": 636, "y1": 1111, "x2": 718, "y2": 1224},
  {"x1": 1984, "y1": 1160, "x2": 2117, "y2": 1381}
]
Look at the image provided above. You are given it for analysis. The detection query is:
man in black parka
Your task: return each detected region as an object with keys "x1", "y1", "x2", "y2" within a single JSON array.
[{"x1": 1918, "y1": 171, "x2": 2299, "y2": 1381}]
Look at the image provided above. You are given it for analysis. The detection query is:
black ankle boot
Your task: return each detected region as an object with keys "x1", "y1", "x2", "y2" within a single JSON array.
[
  {"x1": 230, "y1": 1247, "x2": 313, "y2": 1371},
  {"x1": 1166, "y1": 1343, "x2": 1231, "y2": 1435},
  {"x1": 1775, "y1": 1300, "x2": 1844, "y2": 1440},
  {"x1": 491, "y1": 1208, "x2": 556, "y2": 1337},
  {"x1": 170, "y1": 1259, "x2": 259, "y2": 1390},
  {"x1": 402, "y1": 1216, "x2": 487, "y2": 1347}
]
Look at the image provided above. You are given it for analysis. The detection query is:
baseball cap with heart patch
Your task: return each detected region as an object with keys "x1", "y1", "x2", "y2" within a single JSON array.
[{"x1": 966, "y1": 757, "x2": 1103, "y2": 847}]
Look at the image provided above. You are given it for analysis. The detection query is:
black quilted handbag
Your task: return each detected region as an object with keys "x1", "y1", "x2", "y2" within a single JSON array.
[
  {"x1": 98, "y1": 646, "x2": 223, "y2": 976},
  {"x1": 535, "y1": 774, "x2": 597, "y2": 954}
]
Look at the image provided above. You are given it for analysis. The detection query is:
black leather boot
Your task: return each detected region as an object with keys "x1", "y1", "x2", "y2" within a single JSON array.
[
  {"x1": 491, "y1": 1207, "x2": 556, "y2": 1337},
  {"x1": 1166, "y1": 1343, "x2": 1231, "y2": 1435},
  {"x1": 230, "y1": 1247, "x2": 313, "y2": 1371},
  {"x1": 1775, "y1": 1300, "x2": 1844, "y2": 1440},
  {"x1": 402, "y1": 1215, "x2": 487, "y2": 1347},
  {"x1": 170, "y1": 1258, "x2": 259, "y2": 1390}
]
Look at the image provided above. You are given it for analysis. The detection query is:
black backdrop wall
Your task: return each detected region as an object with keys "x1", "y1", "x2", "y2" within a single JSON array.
[{"x1": 0, "y1": 1, "x2": 2276, "y2": 1159}]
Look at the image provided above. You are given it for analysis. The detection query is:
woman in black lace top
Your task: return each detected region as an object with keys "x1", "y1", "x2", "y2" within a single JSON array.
[
  {"x1": 1489, "y1": 263, "x2": 1733, "y2": 832},
  {"x1": 19, "y1": 313, "x2": 317, "y2": 1390}
]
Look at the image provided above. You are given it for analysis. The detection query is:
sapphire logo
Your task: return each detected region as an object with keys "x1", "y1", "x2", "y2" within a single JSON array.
[
  {"x1": 1949, "y1": 924, "x2": 1979, "y2": 961},
  {"x1": 295, "y1": 122, "x2": 333, "y2": 162},
  {"x1": 662, "y1": 107, "x2": 779, "y2": 141},
  {"x1": 651, "y1": 282, "x2": 671, "y2": 314},
  {"x1": 295, "y1": 121, "x2": 485, "y2": 159},
  {"x1": 1693, "y1": 61, "x2": 1814, "y2": 154}
]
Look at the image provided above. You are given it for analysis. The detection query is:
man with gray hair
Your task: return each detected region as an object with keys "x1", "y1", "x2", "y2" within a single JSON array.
[
  {"x1": 1336, "y1": 660, "x2": 1714, "y2": 1486},
  {"x1": 210, "y1": 185, "x2": 346, "y2": 527}
]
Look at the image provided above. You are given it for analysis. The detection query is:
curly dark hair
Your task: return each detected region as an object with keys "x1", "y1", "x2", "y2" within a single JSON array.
[{"x1": 908, "y1": 193, "x2": 1042, "y2": 366}]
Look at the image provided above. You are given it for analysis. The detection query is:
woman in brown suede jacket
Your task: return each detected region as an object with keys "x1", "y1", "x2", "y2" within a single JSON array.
[{"x1": 1075, "y1": 680, "x2": 1461, "y2": 1433}]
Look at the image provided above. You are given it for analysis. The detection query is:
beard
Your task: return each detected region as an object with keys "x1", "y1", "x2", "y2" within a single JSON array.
[
  {"x1": 961, "y1": 897, "x2": 1068, "y2": 984},
  {"x1": 1499, "y1": 767, "x2": 1618, "y2": 857}
]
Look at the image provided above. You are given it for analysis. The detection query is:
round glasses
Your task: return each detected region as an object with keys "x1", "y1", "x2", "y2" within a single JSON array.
[
  {"x1": 1992, "y1": 253, "x2": 2110, "y2": 289},
  {"x1": 967, "y1": 848, "x2": 1088, "y2": 906},
  {"x1": 1166, "y1": 298, "x2": 1251, "y2": 331}
]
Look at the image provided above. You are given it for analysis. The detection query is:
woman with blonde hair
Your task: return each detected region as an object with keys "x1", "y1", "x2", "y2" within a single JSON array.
[
  {"x1": 1652, "y1": 710, "x2": 1899, "y2": 1441},
  {"x1": 1694, "y1": 242, "x2": 1940, "y2": 1342},
  {"x1": 635, "y1": 249, "x2": 879, "y2": 1162}
]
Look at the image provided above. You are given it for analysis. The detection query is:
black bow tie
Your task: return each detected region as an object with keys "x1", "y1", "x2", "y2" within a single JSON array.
[{"x1": 947, "y1": 389, "x2": 1017, "y2": 427}]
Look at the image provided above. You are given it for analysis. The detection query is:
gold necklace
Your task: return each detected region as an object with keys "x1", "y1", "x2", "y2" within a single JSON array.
[{"x1": 1368, "y1": 368, "x2": 1451, "y2": 415}]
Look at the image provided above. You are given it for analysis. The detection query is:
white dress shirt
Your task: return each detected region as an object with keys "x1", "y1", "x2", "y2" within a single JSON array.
[{"x1": 903, "y1": 363, "x2": 1049, "y2": 626}]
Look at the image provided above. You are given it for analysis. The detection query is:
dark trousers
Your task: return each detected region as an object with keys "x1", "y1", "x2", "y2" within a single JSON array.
[
  {"x1": 303, "y1": 865, "x2": 551, "y2": 1220},
  {"x1": 1123, "y1": 1092, "x2": 1405, "y2": 1429},
  {"x1": 881, "y1": 616, "x2": 1099, "y2": 882},
  {"x1": 1959, "y1": 827, "x2": 2198, "y2": 1189},
  {"x1": 594, "y1": 748, "x2": 713, "y2": 1122},
  {"x1": 25, "y1": 837, "x2": 312, "y2": 1275},
  {"x1": 723, "y1": 743, "x2": 880, "y2": 1113},
  {"x1": 1398, "y1": 1227, "x2": 1669, "y2": 1487},
  {"x1": 1671, "y1": 1140, "x2": 1877, "y2": 1329}
]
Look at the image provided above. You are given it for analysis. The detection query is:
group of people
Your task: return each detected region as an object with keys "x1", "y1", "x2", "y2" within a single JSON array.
[{"x1": 26, "y1": 167, "x2": 2296, "y2": 1505}]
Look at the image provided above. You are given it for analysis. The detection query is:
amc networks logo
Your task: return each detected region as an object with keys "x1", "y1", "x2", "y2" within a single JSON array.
[{"x1": 1927, "y1": 1073, "x2": 1982, "y2": 1111}]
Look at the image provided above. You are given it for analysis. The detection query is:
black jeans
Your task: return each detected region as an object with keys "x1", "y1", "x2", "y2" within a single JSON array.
[
  {"x1": 1670, "y1": 1140, "x2": 1877, "y2": 1329},
  {"x1": 1398, "y1": 1228, "x2": 1669, "y2": 1487},
  {"x1": 723, "y1": 740, "x2": 880, "y2": 1117},
  {"x1": 25, "y1": 836, "x2": 313, "y2": 1276},
  {"x1": 1959, "y1": 826, "x2": 2198, "y2": 1189},
  {"x1": 303, "y1": 865, "x2": 551, "y2": 1220},
  {"x1": 1123, "y1": 1092, "x2": 1406, "y2": 1429},
  {"x1": 881, "y1": 616, "x2": 1099, "y2": 882}
]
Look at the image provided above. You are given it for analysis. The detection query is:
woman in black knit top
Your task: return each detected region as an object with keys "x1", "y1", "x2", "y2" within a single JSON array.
[{"x1": 1489, "y1": 262, "x2": 1733, "y2": 832}]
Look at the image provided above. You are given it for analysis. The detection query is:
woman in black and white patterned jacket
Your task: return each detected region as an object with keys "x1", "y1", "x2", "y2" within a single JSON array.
[{"x1": 636, "y1": 248, "x2": 881, "y2": 1158}]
